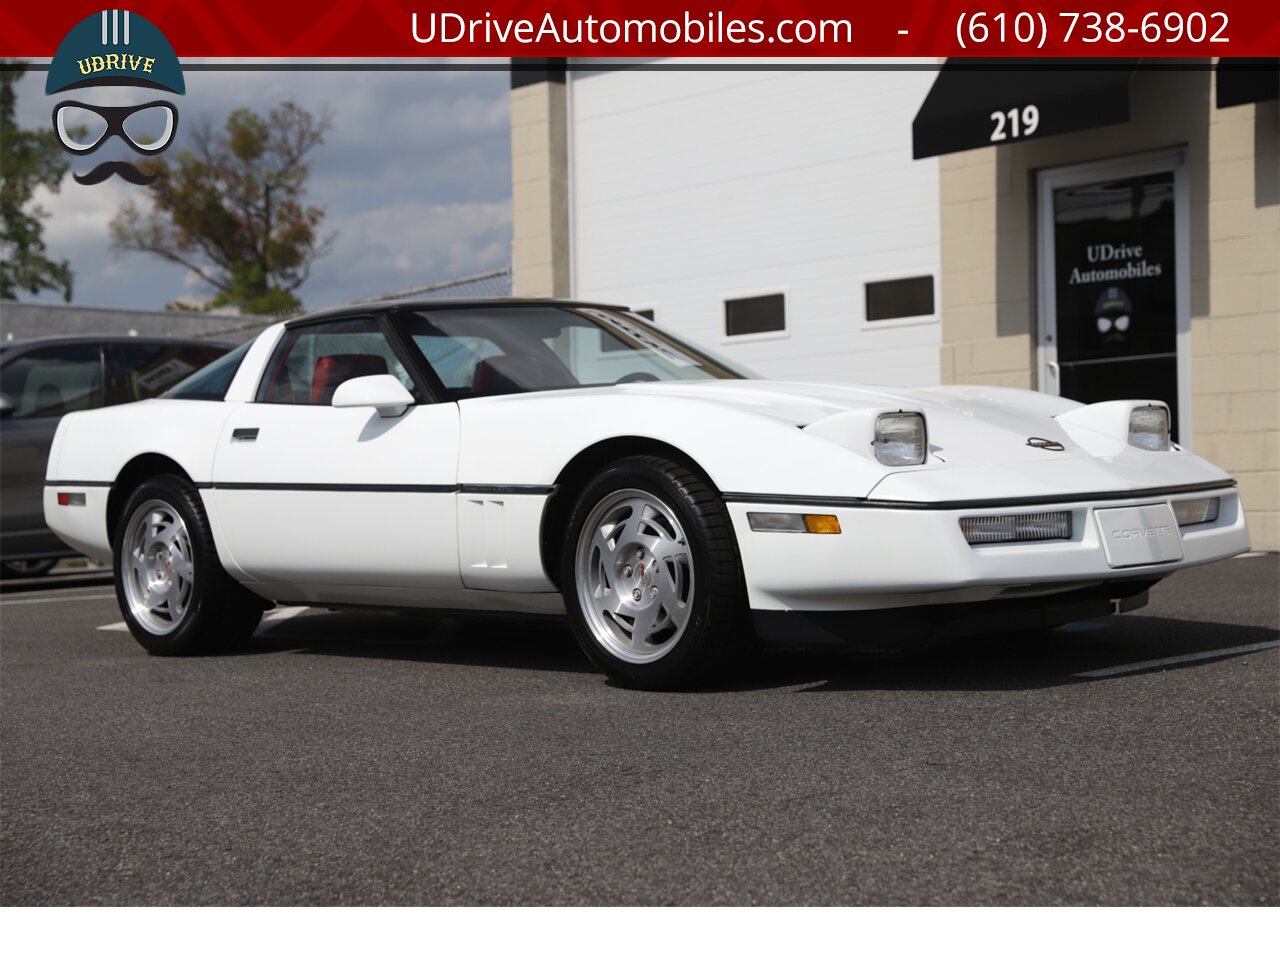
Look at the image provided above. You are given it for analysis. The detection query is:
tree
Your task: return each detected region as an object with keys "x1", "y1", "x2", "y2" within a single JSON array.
[
  {"x1": 111, "y1": 101, "x2": 333, "y2": 314},
  {"x1": 0, "y1": 60, "x2": 74, "y2": 301}
]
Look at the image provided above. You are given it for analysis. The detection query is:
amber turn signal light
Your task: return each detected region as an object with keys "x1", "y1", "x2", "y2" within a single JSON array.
[{"x1": 803, "y1": 514, "x2": 841, "y2": 534}]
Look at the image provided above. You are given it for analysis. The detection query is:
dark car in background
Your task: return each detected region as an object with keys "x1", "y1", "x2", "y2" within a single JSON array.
[{"x1": 0, "y1": 335, "x2": 230, "y2": 578}]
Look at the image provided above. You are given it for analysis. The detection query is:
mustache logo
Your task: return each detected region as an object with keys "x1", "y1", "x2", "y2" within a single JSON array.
[{"x1": 73, "y1": 160, "x2": 157, "y2": 186}]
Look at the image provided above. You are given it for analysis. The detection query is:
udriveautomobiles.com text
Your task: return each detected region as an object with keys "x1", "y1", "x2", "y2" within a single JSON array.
[{"x1": 411, "y1": 11, "x2": 855, "y2": 46}]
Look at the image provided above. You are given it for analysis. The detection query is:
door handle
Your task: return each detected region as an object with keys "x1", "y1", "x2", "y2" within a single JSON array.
[
  {"x1": 1047, "y1": 361, "x2": 1060, "y2": 381},
  {"x1": 231, "y1": 428, "x2": 259, "y2": 442}
]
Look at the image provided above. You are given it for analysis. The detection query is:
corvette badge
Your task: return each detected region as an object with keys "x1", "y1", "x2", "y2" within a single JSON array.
[{"x1": 1027, "y1": 437, "x2": 1066, "y2": 451}]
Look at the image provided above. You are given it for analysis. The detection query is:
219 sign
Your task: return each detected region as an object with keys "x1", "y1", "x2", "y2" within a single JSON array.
[{"x1": 990, "y1": 104, "x2": 1040, "y2": 143}]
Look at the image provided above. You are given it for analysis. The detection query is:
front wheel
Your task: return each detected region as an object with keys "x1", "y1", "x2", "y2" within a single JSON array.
[
  {"x1": 114, "y1": 474, "x2": 265, "y2": 655},
  {"x1": 562, "y1": 456, "x2": 746, "y2": 689}
]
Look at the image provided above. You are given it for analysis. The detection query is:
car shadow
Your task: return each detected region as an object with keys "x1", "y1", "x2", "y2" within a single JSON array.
[
  {"x1": 0, "y1": 568, "x2": 113, "y2": 594},
  {"x1": 716, "y1": 616, "x2": 1279, "y2": 693},
  {"x1": 241, "y1": 607, "x2": 1277, "y2": 692},
  {"x1": 242, "y1": 609, "x2": 597, "y2": 675}
]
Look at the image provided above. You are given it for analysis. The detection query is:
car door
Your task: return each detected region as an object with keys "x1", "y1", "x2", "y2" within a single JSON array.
[
  {"x1": 0, "y1": 343, "x2": 105, "y2": 557},
  {"x1": 209, "y1": 314, "x2": 461, "y2": 592}
]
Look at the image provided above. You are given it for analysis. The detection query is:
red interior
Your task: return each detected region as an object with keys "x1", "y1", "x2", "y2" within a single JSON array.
[{"x1": 309, "y1": 354, "x2": 388, "y2": 405}]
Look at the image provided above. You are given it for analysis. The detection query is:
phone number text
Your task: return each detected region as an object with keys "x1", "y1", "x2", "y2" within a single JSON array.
[{"x1": 955, "y1": 11, "x2": 1230, "y2": 49}]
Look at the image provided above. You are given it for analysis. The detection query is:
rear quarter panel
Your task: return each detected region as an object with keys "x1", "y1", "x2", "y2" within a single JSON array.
[{"x1": 44, "y1": 400, "x2": 237, "y2": 561}]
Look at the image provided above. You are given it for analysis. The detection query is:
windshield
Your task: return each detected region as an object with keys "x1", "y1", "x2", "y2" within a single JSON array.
[
  {"x1": 391, "y1": 305, "x2": 750, "y2": 400},
  {"x1": 163, "y1": 341, "x2": 251, "y2": 401}
]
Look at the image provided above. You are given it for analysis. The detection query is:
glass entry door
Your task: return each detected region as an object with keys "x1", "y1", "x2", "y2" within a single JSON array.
[{"x1": 1036, "y1": 151, "x2": 1190, "y2": 443}]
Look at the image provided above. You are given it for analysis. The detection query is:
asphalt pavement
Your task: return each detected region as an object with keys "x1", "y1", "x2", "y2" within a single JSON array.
[{"x1": 2, "y1": 556, "x2": 1276, "y2": 905}]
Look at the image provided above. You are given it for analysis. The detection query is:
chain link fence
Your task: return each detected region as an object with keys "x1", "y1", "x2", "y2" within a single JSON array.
[
  {"x1": 196, "y1": 266, "x2": 513, "y2": 342},
  {"x1": 359, "y1": 267, "x2": 513, "y2": 304}
]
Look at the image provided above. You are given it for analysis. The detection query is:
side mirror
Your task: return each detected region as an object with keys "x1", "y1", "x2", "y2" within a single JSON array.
[
  {"x1": 331, "y1": 374, "x2": 414, "y2": 418},
  {"x1": 0, "y1": 393, "x2": 13, "y2": 419}
]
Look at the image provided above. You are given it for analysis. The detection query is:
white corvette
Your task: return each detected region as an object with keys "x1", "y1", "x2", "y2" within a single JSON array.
[{"x1": 45, "y1": 299, "x2": 1249, "y2": 687}]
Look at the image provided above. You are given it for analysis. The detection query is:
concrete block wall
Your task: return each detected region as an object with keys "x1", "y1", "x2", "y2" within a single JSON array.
[
  {"x1": 0, "y1": 301, "x2": 267, "y2": 344},
  {"x1": 511, "y1": 79, "x2": 570, "y2": 298},
  {"x1": 1193, "y1": 94, "x2": 1279, "y2": 550},
  {"x1": 938, "y1": 146, "x2": 1033, "y2": 390}
]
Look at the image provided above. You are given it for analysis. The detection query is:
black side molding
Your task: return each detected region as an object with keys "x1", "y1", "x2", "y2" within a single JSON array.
[
  {"x1": 201, "y1": 482, "x2": 556, "y2": 495},
  {"x1": 458, "y1": 484, "x2": 556, "y2": 496},
  {"x1": 44, "y1": 479, "x2": 561, "y2": 495}
]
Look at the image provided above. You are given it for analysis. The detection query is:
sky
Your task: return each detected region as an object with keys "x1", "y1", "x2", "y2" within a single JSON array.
[{"x1": 10, "y1": 63, "x2": 513, "y2": 313}]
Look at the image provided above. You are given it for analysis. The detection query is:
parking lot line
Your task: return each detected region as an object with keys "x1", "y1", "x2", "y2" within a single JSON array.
[
  {"x1": 1073, "y1": 640, "x2": 1280, "y2": 679},
  {"x1": 92, "y1": 607, "x2": 309, "y2": 635},
  {"x1": 258, "y1": 606, "x2": 310, "y2": 632},
  {"x1": 1, "y1": 593, "x2": 116, "y2": 606}
]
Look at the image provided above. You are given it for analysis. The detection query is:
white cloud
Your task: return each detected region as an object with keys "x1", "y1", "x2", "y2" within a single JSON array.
[
  {"x1": 314, "y1": 199, "x2": 512, "y2": 306},
  {"x1": 30, "y1": 174, "x2": 130, "y2": 247}
]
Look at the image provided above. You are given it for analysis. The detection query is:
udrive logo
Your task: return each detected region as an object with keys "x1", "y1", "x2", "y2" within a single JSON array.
[{"x1": 45, "y1": 10, "x2": 185, "y2": 186}]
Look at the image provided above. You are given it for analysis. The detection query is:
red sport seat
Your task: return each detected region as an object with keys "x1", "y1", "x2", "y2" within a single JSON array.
[
  {"x1": 309, "y1": 354, "x2": 388, "y2": 405},
  {"x1": 471, "y1": 352, "x2": 577, "y2": 397}
]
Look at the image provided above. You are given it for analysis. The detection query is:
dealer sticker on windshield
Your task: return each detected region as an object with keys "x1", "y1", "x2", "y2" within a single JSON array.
[{"x1": 1095, "y1": 503, "x2": 1184, "y2": 568}]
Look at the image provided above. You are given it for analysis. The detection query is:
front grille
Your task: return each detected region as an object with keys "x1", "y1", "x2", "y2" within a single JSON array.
[{"x1": 960, "y1": 511, "x2": 1072, "y2": 545}]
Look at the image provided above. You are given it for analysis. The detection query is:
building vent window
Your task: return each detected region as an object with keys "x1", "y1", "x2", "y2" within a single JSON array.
[
  {"x1": 725, "y1": 294, "x2": 785, "y2": 337},
  {"x1": 865, "y1": 276, "x2": 935, "y2": 322}
]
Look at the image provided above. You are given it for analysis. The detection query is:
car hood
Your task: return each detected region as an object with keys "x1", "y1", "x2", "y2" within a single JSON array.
[
  {"x1": 600, "y1": 379, "x2": 1088, "y2": 466},
  {"x1": 464, "y1": 378, "x2": 1230, "y2": 504}
]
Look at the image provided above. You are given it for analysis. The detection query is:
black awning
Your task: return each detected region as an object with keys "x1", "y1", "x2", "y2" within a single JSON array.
[
  {"x1": 912, "y1": 60, "x2": 1137, "y2": 160},
  {"x1": 1216, "y1": 59, "x2": 1279, "y2": 108}
]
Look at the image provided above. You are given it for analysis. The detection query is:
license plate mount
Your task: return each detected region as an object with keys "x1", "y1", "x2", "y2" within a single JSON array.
[{"x1": 1095, "y1": 503, "x2": 1183, "y2": 568}]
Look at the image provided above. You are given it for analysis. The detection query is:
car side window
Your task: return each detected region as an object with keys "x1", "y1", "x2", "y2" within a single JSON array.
[
  {"x1": 0, "y1": 344, "x2": 104, "y2": 419},
  {"x1": 256, "y1": 316, "x2": 413, "y2": 405},
  {"x1": 412, "y1": 334, "x2": 503, "y2": 390},
  {"x1": 107, "y1": 342, "x2": 229, "y2": 404},
  {"x1": 164, "y1": 341, "x2": 251, "y2": 401}
]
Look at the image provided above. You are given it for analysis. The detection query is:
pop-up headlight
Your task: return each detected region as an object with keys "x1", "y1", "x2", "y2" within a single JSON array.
[
  {"x1": 874, "y1": 412, "x2": 926, "y2": 466},
  {"x1": 1128, "y1": 405, "x2": 1170, "y2": 451}
]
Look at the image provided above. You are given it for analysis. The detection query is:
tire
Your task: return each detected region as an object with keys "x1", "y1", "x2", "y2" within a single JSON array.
[
  {"x1": 561, "y1": 455, "x2": 746, "y2": 689},
  {"x1": 0, "y1": 558, "x2": 58, "y2": 579},
  {"x1": 113, "y1": 474, "x2": 265, "y2": 655}
]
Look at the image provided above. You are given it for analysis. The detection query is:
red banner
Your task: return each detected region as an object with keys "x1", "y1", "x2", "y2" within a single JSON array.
[{"x1": 2, "y1": 0, "x2": 1278, "y2": 58}]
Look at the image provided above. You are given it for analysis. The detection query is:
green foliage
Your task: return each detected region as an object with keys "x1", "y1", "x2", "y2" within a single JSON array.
[
  {"x1": 0, "y1": 61, "x2": 73, "y2": 301},
  {"x1": 111, "y1": 101, "x2": 333, "y2": 314}
]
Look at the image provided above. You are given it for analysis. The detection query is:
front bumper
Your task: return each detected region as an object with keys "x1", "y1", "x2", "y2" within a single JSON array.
[
  {"x1": 752, "y1": 579, "x2": 1155, "y2": 647},
  {"x1": 727, "y1": 484, "x2": 1249, "y2": 612}
]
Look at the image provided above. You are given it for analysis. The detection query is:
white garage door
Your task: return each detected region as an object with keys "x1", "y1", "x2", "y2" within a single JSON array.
[{"x1": 569, "y1": 63, "x2": 942, "y2": 387}]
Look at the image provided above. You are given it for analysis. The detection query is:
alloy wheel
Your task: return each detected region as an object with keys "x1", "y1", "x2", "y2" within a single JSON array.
[
  {"x1": 121, "y1": 499, "x2": 195, "y2": 635},
  {"x1": 574, "y1": 488, "x2": 694, "y2": 664}
]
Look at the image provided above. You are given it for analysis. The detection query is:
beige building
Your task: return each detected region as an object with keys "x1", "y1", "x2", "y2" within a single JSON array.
[
  {"x1": 511, "y1": 59, "x2": 1279, "y2": 549},
  {"x1": 925, "y1": 62, "x2": 1278, "y2": 551}
]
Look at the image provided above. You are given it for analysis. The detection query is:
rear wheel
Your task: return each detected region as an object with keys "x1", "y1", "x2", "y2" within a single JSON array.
[
  {"x1": 114, "y1": 474, "x2": 264, "y2": 655},
  {"x1": 562, "y1": 456, "x2": 746, "y2": 689}
]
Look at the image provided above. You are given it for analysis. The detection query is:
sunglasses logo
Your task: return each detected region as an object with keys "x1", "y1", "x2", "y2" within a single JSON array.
[
  {"x1": 54, "y1": 100, "x2": 177, "y2": 155},
  {"x1": 53, "y1": 100, "x2": 178, "y2": 185}
]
